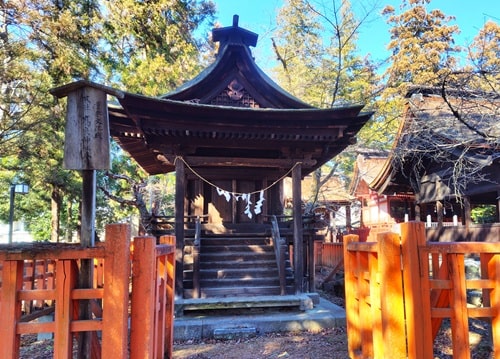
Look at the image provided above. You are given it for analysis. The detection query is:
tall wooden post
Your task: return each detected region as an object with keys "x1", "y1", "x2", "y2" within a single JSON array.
[
  {"x1": 345, "y1": 204, "x2": 352, "y2": 229},
  {"x1": 175, "y1": 158, "x2": 186, "y2": 297},
  {"x1": 51, "y1": 80, "x2": 120, "y2": 359},
  {"x1": 292, "y1": 163, "x2": 304, "y2": 294},
  {"x1": 415, "y1": 203, "x2": 421, "y2": 221},
  {"x1": 436, "y1": 200, "x2": 443, "y2": 228}
]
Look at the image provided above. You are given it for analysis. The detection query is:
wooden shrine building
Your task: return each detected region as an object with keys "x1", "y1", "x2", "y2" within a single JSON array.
[
  {"x1": 107, "y1": 16, "x2": 373, "y2": 299},
  {"x1": 350, "y1": 86, "x2": 499, "y2": 242}
]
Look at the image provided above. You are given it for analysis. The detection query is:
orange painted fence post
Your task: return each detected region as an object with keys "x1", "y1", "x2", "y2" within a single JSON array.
[
  {"x1": 378, "y1": 231, "x2": 406, "y2": 359},
  {"x1": 160, "y1": 234, "x2": 176, "y2": 359},
  {"x1": 53, "y1": 259, "x2": 78, "y2": 359},
  {"x1": 400, "y1": 222, "x2": 433, "y2": 359},
  {"x1": 101, "y1": 224, "x2": 131, "y2": 359},
  {"x1": 0, "y1": 260, "x2": 24, "y2": 359},
  {"x1": 357, "y1": 244, "x2": 372, "y2": 358},
  {"x1": 343, "y1": 234, "x2": 362, "y2": 358},
  {"x1": 489, "y1": 251, "x2": 500, "y2": 359},
  {"x1": 130, "y1": 235, "x2": 157, "y2": 359}
]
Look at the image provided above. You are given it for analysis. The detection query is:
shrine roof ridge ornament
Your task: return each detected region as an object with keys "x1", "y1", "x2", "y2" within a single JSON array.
[{"x1": 212, "y1": 14, "x2": 258, "y2": 49}]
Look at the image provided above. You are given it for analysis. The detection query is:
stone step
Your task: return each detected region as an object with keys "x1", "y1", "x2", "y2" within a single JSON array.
[{"x1": 175, "y1": 294, "x2": 313, "y2": 316}]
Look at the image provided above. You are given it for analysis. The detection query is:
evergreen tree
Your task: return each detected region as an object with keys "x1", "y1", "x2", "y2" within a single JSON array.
[
  {"x1": 101, "y1": 0, "x2": 216, "y2": 95},
  {"x1": 1, "y1": 0, "x2": 103, "y2": 241},
  {"x1": 382, "y1": 0, "x2": 460, "y2": 89},
  {"x1": 467, "y1": 21, "x2": 500, "y2": 92},
  {"x1": 0, "y1": 1, "x2": 216, "y2": 241}
]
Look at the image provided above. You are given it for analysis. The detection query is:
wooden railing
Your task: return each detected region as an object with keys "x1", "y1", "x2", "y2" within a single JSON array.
[
  {"x1": 271, "y1": 215, "x2": 287, "y2": 295},
  {"x1": 315, "y1": 242, "x2": 344, "y2": 269},
  {"x1": 0, "y1": 224, "x2": 176, "y2": 359},
  {"x1": 344, "y1": 221, "x2": 500, "y2": 359},
  {"x1": 191, "y1": 216, "x2": 202, "y2": 299},
  {"x1": 0, "y1": 259, "x2": 56, "y2": 315}
]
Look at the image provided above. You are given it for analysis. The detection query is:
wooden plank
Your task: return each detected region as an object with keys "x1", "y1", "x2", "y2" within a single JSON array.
[
  {"x1": 17, "y1": 321, "x2": 55, "y2": 334},
  {"x1": 320, "y1": 259, "x2": 344, "y2": 286},
  {"x1": 176, "y1": 155, "x2": 316, "y2": 168},
  {"x1": 20, "y1": 306, "x2": 55, "y2": 323},
  {"x1": 0, "y1": 246, "x2": 105, "y2": 261},
  {"x1": 71, "y1": 288, "x2": 104, "y2": 299},
  {"x1": 426, "y1": 242, "x2": 500, "y2": 254},
  {"x1": 18, "y1": 289, "x2": 56, "y2": 301},
  {"x1": 70, "y1": 320, "x2": 103, "y2": 332}
]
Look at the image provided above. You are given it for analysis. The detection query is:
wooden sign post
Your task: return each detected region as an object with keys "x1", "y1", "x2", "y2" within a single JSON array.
[{"x1": 51, "y1": 80, "x2": 122, "y2": 358}]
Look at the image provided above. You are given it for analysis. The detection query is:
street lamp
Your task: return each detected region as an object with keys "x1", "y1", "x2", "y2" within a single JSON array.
[{"x1": 8, "y1": 183, "x2": 29, "y2": 244}]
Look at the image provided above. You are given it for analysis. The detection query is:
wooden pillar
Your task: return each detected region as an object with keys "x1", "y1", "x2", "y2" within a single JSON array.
[
  {"x1": 292, "y1": 163, "x2": 304, "y2": 294},
  {"x1": 175, "y1": 158, "x2": 185, "y2": 298},
  {"x1": 463, "y1": 196, "x2": 472, "y2": 229},
  {"x1": 232, "y1": 179, "x2": 237, "y2": 224},
  {"x1": 345, "y1": 204, "x2": 352, "y2": 229},
  {"x1": 415, "y1": 203, "x2": 421, "y2": 222},
  {"x1": 436, "y1": 200, "x2": 443, "y2": 228},
  {"x1": 259, "y1": 178, "x2": 267, "y2": 224}
]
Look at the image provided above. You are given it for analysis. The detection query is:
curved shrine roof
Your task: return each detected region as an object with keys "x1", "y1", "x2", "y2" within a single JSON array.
[
  {"x1": 163, "y1": 15, "x2": 310, "y2": 109},
  {"x1": 55, "y1": 16, "x2": 373, "y2": 179}
]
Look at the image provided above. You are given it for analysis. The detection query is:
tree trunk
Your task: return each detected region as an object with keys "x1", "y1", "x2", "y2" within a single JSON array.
[{"x1": 51, "y1": 185, "x2": 61, "y2": 242}]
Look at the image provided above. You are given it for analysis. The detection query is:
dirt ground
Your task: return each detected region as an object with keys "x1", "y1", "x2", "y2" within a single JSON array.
[
  {"x1": 173, "y1": 327, "x2": 349, "y2": 359},
  {"x1": 19, "y1": 270, "x2": 494, "y2": 359},
  {"x1": 173, "y1": 269, "x2": 494, "y2": 359}
]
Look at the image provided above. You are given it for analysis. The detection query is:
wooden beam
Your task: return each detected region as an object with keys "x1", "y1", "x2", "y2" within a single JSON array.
[{"x1": 168, "y1": 155, "x2": 316, "y2": 169}]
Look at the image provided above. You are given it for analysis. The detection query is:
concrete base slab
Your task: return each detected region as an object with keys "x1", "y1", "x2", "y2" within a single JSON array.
[{"x1": 174, "y1": 298, "x2": 345, "y2": 341}]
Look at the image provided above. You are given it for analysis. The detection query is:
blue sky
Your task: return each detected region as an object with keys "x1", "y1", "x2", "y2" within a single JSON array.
[{"x1": 212, "y1": 0, "x2": 500, "y2": 73}]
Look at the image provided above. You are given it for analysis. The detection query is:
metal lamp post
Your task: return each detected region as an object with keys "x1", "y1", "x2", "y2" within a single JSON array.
[{"x1": 8, "y1": 183, "x2": 29, "y2": 244}]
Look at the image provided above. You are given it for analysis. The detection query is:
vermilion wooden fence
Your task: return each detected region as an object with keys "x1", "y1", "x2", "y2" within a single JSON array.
[
  {"x1": 0, "y1": 259, "x2": 56, "y2": 314},
  {"x1": 315, "y1": 242, "x2": 344, "y2": 269},
  {"x1": 344, "y1": 221, "x2": 500, "y2": 359},
  {"x1": 0, "y1": 224, "x2": 176, "y2": 359}
]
